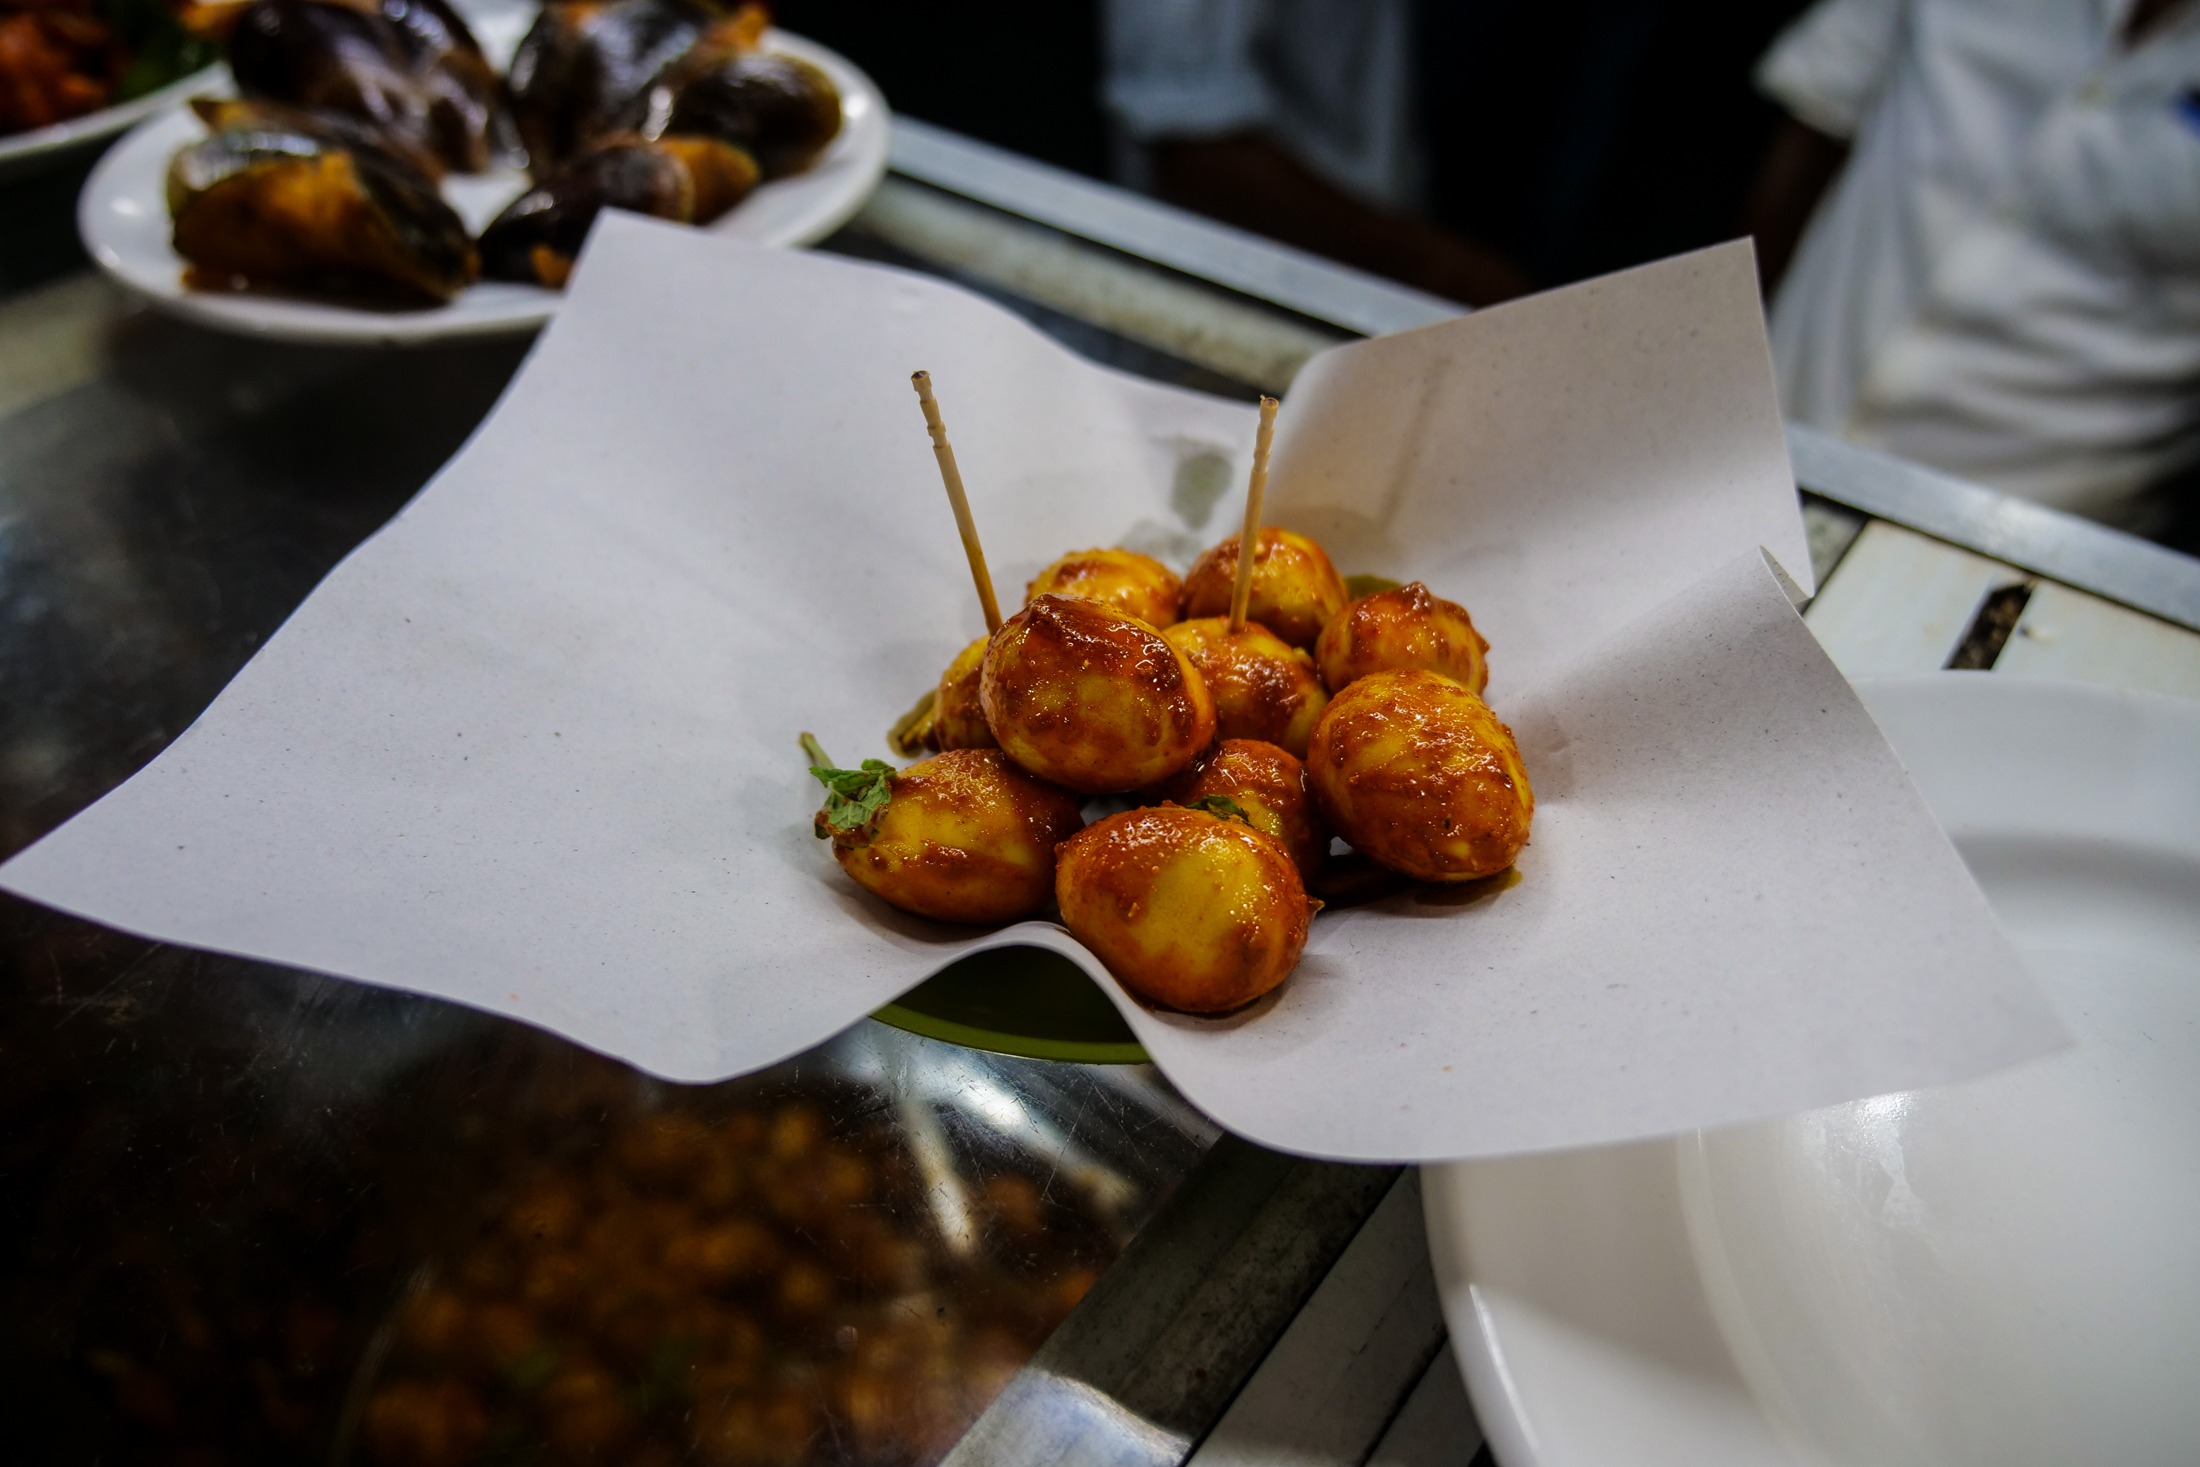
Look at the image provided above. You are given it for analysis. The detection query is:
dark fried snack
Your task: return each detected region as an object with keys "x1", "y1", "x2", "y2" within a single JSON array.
[
  {"x1": 651, "y1": 45, "x2": 841, "y2": 178},
  {"x1": 820, "y1": 749, "x2": 1083, "y2": 923},
  {"x1": 1179, "y1": 526, "x2": 1347, "y2": 649},
  {"x1": 227, "y1": 0, "x2": 514, "y2": 174},
  {"x1": 1306, "y1": 669, "x2": 1532, "y2": 881},
  {"x1": 980, "y1": 594, "x2": 1214, "y2": 794},
  {"x1": 1161, "y1": 617, "x2": 1328, "y2": 757},
  {"x1": 477, "y1": 134, "x2": 758, "y2": 287},
  {"x1": 505, "y1": 0, "x2": 729, "y2": 172},
  {"x1": 1055, "y1": 805, "x2": 1316, "y2": 1013},
  {"x1": 1315, "y1": 580, "x2": 1489, "y2": 695},
  {"x1": 930, "y1": 635, "x2": 994, "y2": 751},
  {"x1": 1158, "y1": 738, "x2": 1328, "y2": 881},
  {"x1": 1024, "y1": 547, "x2": 1182, "y2": 629},
  {"x1": 167, "y1": 98, "x2": 477, "y2": 302}
]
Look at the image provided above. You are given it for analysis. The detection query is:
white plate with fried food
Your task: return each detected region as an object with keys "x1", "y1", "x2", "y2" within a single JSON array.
[
  {"x1": 0, "y1": 60, "x2": 222, "y2": 182},
  {"x1": 1425, "y1": 674, "x2": 2200, "y2": 1467},
  {"x1": 75, "y1": 0, "x2": 888, "y2": 345}
]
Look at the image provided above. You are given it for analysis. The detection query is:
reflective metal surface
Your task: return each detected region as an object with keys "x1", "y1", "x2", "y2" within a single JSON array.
[
  {"x1": 1787, "y1": 424, "x2": 2200, "y2": 632},
  {"x1": 889, "y1": 120, "x2": 1458, "y2": 342},
  {"x1": 0, "y1": 160, "x2": 1247, "y2": 1465}
]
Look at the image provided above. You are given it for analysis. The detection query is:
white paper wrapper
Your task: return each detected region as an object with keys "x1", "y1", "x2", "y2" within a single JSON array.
[{"x1": 0, "y1": 217, "x2": 2065, "y2": 1161}]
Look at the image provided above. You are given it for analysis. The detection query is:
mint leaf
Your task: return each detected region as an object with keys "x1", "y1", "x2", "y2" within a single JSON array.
[{"x1": 810, "y1": 759, "x2": 894, "y2": 838}]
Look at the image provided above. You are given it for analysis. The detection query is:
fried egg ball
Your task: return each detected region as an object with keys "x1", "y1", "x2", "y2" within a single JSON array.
[
  {"x1": 931, "y1": 636, "x2": 995, "y2": 751},
  {"x1": 1316, "y1": 581, "x2": 1489, "y2": 695},
  {"x1": 1307, "y1": 670, "x2": 1532, "y2": 881},
  {"x1": 1179, "y1": 527, "x2": 1348, "y2": 649},
  {"x1": 1159, "y1": 738, "x2": 1329, "y2": 881},
  {"x1": 1026, "y1": 547, "x2": 1183, "y2": 628},
  {"x1": 1161, "y1": 617, "x2": 1329, "y2": 757},
  {"x1": 822, "y1": 749, "x2": 1084, "y2": 923},
  {"x1": 981, "y1": 594, "x2": 1216, "y2": 794},
  {"x1": 1056, "y1": 805, "x2": 1316, "y2": 1013}
]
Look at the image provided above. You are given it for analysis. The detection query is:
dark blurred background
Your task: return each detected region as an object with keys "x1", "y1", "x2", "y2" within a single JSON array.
[{"x1": 774, "y1": 0, "x2": 1812, "y2": 302}]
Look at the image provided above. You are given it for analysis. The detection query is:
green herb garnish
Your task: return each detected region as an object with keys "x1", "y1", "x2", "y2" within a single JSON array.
[
  {"x1": 802, "y1": 733, "x2": 893, "y2": 838},
  {"x1": 1185, "y1": 794, "x2": 1253, "y2": 826}
]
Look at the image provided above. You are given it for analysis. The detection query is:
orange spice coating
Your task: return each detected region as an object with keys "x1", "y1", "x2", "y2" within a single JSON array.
[
  {"x1": 981, "y1": 594, "x2": 1215, "y2": 794},
  {"x1": 1055, "y1": 806, "x2": 1315, "y2": 1013},
  {"x1": 1315, "y1": 581, "x2": 1489, "y2": 695},
  {"x1": 1306, "y1": 669, "x2": 1532, "y2": 881},
  {"x1": 1161, "y1": 617, "x2": 1329, "y2": 757},
  {"x1": 1179, "y1": 527, "x2": 1348, "y2": 649},
  {"x1": 1025, "y1": 547, "x2": 1182, "y2": 628},
  {"x1": 825, "y1": 749, "x2": 1083, "y2": 923},
  {"x1": 1159, "y1": 738, "x2": 1329, "y2": 881},
  {"x1": 931, "y1": 636, "x2": 995, "y2": 751}
]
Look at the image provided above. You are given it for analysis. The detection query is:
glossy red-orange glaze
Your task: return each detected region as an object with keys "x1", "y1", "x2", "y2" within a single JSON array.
[
  {"x1": 931, "y1": 636, "x2": 995, "y2": 751},
  {"x1": 1315, "y1": 581, "x2": 1489, "y2": 695},
  {"x1": 1306, "y1": 669, "x2": 1532, "y2": 881},
  {"x1": 1179, "y1": 528, "x2": 1348, "y2": 649},
  {"x1": 828, "y1": 749, "x2": 1083, "y2": 923},
  {"x1": 1025, "y1": 547, "x2": 1183, "y2": 628},
  {"x1": 1055, "y1": 806, "x2": 1315, "y2": 1013},
  {"x1": 1161, "y1": 618, "x2": 1328, "y2": 757},
  {"x1": 980, "y1": 594, "x2": 1215, "y2": 793},
  {"x1": 1158, "y1": 738, "x2": 1329, "y2": 880}
]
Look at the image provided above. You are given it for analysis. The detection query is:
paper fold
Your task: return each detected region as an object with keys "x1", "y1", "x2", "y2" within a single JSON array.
[{"x1": 0, "y1": 217, "x2": 2063, "y2": 1161}]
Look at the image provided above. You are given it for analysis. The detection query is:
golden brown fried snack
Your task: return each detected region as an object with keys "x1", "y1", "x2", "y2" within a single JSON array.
[
  {"x1": 1159, "y1": 738, "x2": 1329, "y2": 880},
  {"x1": 1179, "y1": 527, "x2": 1348, "y2": 649},
  {"x1": 981, "y1": 594, "x2": 1215, "y2": 793},
  {"x1": 1162, "y1": 617, "x2": 1328, "y2": 757},
  {"x1": 932, "y1": 636, "x2": 995, "y2": 751},
  {"x1": 820, "y1": 749, "x2": 1083, "y2": 923},
  {"x1": 1307, "y1": 670, "x2": 1532, "y2": 881},
  {"x1": 1316, "y1": 581, "x2": 1489, "y2": 694},
  {"x1": 1056, "y1": 806, "x2": 1315, "y2": 1013},
  {"x1": 1026, "y1": 547, "x2": 1182, "y2": 628}
]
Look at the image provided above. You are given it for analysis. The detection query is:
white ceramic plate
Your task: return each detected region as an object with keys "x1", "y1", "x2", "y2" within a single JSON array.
[
  {"x1": 75, "y1": 2, "x2": 889, "y2": 345},
  {"x1": 1425, "y1": 674, "x2": 2200, "y2": 1467},
  {"x1": 0, "y1": 62, "x2": 224, "y2": 183}
]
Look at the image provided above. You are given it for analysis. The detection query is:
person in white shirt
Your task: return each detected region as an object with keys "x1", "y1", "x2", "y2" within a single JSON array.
[{"x1": 1750, "y1": 0, "x2": 2200, "y2": 528}]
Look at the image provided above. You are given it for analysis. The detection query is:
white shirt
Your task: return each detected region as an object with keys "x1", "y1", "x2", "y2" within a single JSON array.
[
  {"x1": 1101, "y1": 0, "x2": 1422, "y2": 213},
  {"x1": 1761, "y1": 0, "x2": 2200, "y2": 522}
]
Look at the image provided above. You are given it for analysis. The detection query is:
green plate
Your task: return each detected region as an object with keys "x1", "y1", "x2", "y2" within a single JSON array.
[{"x1": 871, "y1": 947, "x2": 1150, "y2": 1064}]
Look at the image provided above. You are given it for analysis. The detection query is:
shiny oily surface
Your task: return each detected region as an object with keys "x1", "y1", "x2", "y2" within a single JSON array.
[
  {"x1": 1162, "y1": 616, "x2": 1327, "y2": 757},
  {"x1": 980, "y1": 594, "x2": 1215, "y2": 794},
  {"x1": 1055, "y1": 806, "x2": 1314, "y2": 1014},
  {"x1": 1308, "y1": 669, "x2": 1532, "y2": 881},
  {"x1": 1179, "y1": 527, "x2": 1348, "y2": 649},
  {"x1": 658, "y1": 49, "x2": 846, "y2": 179},
  {"x1": 826, "y1": 749, "x2": 1082, "y2": 924},
  {"x1": 167, "y1": 106, "x2": 478, "y2": 303},
  {"x1": 1158, "y1": 738, "x2": 1328, "y2": 881},
  {"x1": 1023, "y1": 546, "x2": 1183, "y2": 629},
  {"x1": 930, "y1": 635, "x2": 995, "y2": 751},
  {"x1": 1316, "y1": 580, "x2": 1489, "y2": 695},
  {"x1": 228, "y1": 0, "x2": 511, "y2": 175}
]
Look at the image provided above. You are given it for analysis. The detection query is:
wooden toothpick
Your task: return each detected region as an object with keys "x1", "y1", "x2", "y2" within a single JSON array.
[
  {"x1": 910, "y1": 370, "x2": 1003, "y2": 634},
  {"x1": 1228, "y1": 395, "x2": 1280, "y2": 634}
]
